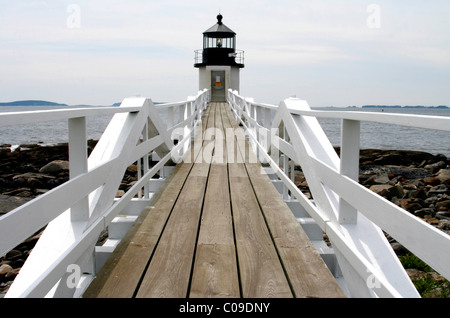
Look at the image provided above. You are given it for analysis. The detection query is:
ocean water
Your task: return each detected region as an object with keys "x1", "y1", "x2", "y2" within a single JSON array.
[
  {"x1": 0, "y1": 105, "x2": 115, "y2": 148},
  {"x1": 0, "y1": 105, "x2": 449, "y2": 157},
  {"x1": 313, "y1": 107, "x2": 450, "y2": 157}
]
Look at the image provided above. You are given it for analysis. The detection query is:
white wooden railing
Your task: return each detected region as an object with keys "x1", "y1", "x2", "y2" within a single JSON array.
[
  {"x1": 0, "y1": 89, "x2": 209, "y2": 297},
  {"x1": 227, "y1": 89, "x2": 450, "y2": 298},
  {"x1": 1, "y1": 86, "x2": 448, "y2": 298}
]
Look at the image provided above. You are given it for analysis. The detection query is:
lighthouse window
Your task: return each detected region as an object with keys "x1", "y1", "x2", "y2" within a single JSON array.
[{"x1": 204, "y1": 37, "x2": 235, "y2": 49}]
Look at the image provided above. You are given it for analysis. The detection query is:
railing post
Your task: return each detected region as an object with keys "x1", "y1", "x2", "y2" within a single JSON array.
[
  {"x1": 68, "y1": 117, "x2": 89, "y2": 221},
  {"x1": 143, "y1": 120, "x2": 150, "y2": 198},
  {"x1": 264, "y1": 108, "x2": 271, "y2": 154},
  {"x1": 167, "y1": 106, "x2": 174, "y2": 130},
  {"x1": 338, "y1": 119, "x2": 360, "y2": 224}
]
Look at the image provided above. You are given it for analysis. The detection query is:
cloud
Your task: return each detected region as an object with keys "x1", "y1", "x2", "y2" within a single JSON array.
[
  {"x1": 246, "y1": 44, "x2": 357, "y2": 66},
  {"x1": 0, "y1": 0, "x2": 449, "y2": 106}
]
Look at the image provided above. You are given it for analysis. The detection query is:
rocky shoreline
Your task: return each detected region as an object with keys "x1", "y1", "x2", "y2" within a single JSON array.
[
  {"x1": 1, "y1": 142, "x2": 449, "y2": 297},
  {"x1": 295, "y1": 147, "x2": 450, "y2": 297}
]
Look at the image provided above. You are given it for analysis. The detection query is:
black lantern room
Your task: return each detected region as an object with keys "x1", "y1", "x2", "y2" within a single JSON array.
[{"x1": 194, "y1": 14, "x2": 244, "y2": 68}]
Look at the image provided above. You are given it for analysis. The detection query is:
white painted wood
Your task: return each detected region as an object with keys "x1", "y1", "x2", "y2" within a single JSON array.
[
  {"x1": 108, "y1": 215, "x2": 138, "y2": 239},
  {"x1": 312, "y1": 157, "x2": 450, "y2": 280},
  {"x1": 288, "y1": 108, "x2": 450, "y2": 131},
  {"x1": 0, "y1": 159, "x2": 117, "y2": 257},
  {"x1": 338, "y1": 119, "x2": 360, "y2": 224},
  {"x1": 68, "y1": 117, "x2": 89, "y2": 222},
  {"x1": 94, "y1": 240, "x2": 120, "y2": 273},
  {"x1": 0, "y1": 106, "x2": 141, "y2": 126}
]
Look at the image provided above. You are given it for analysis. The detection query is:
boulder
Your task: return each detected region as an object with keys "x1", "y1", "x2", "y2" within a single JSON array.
[
  {"x1": 0, "y1": 264, "x2": 13, "y2": 276},
  {"x1": 436, "y1": 169, "x2": 450, "y2": 185},
  {"x1": 407, "y1": 188, "x2": 428, "y2": 200},
  {"x1": 425, "y1": 161, "x2": 447, "y2": 173},
  {"x1": 0, "y1": 195, "x2": 33, "y2": 215},
  {"x1": 400, "y1": 198, "x2": 425, "y2": 213},
  {"x1": 363, "y1": 173, "x2": 390, "y2": 185},
  {"x1": 39, "y1": 160, "x2": 69, "y2": 174},
  {"x1": 436, "y1": 200, "x2": 450, "y2": 211},
  {"x1": 423, "y1": 177, "x2": 441, "y2": 186},
  {"x1": 369, "y1": 184, "x2": 403, "y2": 200},
  {"x1": 414, "y1": 208, "x2": 435, "y2": 218}
]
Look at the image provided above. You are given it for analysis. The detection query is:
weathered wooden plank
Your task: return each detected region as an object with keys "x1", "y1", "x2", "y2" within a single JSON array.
[
  {"x1": 196, "y1": 165, "x2": 234, "y2": 246},
  {"x1": 223, "y1": 103, "x2": 291, "y2": 297},
  {"x1": 245, "y1": 163, "x2": 346, "y2": 298},
  {"x1": 196, "y1": 103, "x2": 216, "y2": 164},
  {"x1": 222, "y1": 103, "x2": 257, "y2": 164},
  {"x1": 189, "y1": 164, "x2": 239, "y2": 298},
  {"x1": 134, "y1": 104, "x2": 217, "y2": 298},
  {"x1": 219, "y1": 102, "x2": 237, "y2": 164},
  {"x1": 135, "y1": 163, "x2": 210, "y2": 298},
  {"x1": 84, "y1": 103, "x2": 216, "y2": 298},
  {"x1": 211, "y1": 103, "x2": 227, "y2": 165},
  {"x1": 229, "y1": 163, "x2": 293, "y2": 298},
  {"x1": 190, "y1": 244, "x2": 239, "y2": 298},
  {"x1": 83, "y1": 162, "x2": 193, "y2": 298},
  {"x1": 189, "y1": 104, "x2": 239, "y2": 298},
  {"x1": 225, "y1": 102, "x2": 344, "y2": 298}
]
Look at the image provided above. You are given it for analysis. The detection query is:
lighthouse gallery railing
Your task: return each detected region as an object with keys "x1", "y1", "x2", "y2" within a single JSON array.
[
  {"x1": 227, "y1": 89, "x2": 450, "y2": 298},
  {"x1": 0, "y1": 89, "x2": 209, "y2": 297}
]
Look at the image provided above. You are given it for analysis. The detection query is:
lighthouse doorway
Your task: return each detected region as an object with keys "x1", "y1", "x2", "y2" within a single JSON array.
[{"x1": 211, "y1": 71, "x2": 226, "y2": 102}]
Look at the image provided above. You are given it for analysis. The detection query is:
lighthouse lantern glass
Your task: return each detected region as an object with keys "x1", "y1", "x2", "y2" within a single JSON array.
[{"x1": 204, "y1": 36, "x2": 235, "y2": 49}]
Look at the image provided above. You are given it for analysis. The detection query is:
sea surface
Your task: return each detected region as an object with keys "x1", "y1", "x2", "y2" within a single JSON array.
[{"x1": 0, "y1": 105, "x2": 449, "y2": 157}]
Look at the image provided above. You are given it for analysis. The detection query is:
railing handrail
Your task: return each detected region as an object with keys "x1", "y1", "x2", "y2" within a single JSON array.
[
  {"x1": 232, "y1": 91, "x2": 450, "y2": 132},
  {"x1": 0, "y1": 106, "x2": 141, "y2": 127},
  {"x1": 194, "y1": 49, "x2": 245, "y2": 65},
  {"x1": 227, "y1": 89, "x2": 450, "y2": 298}
]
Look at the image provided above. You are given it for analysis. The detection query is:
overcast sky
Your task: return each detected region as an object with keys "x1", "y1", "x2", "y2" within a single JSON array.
[{"x1": 1, "y1": 0, "x2": 449, "y2": 107}]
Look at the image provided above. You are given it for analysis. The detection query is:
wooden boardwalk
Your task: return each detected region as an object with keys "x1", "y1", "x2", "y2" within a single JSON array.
[{"x1": 84, "y1": 102, "x2": 345, "y2": 298}]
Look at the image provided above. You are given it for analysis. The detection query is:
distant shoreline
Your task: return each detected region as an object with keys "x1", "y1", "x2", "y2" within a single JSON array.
[
  {"x1": 1, "y1": 100, "x2": 448, "y2": 109},
  {"x1": 322, "y1": 105, "x2": 449, "y2": 109},
  {"x1": 360, "y1": 105, "x2": 449, "y2": 109},
  {"x1": 0, "y1": 100, "x2": 68, "y2": 107},
  {"x1": 0, "y1": 100, "x2": 164, "y2": 107}
]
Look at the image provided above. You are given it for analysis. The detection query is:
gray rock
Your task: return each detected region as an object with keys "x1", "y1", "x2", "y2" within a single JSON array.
[
  {"x1": 0, "y1": 264, "x2": 13, "y2": 276},
  {"x1": 413, "y1": 208, "x2": 435, "y2": 218},
  {"x1": 369, "y1": 184, "x2": 403, "y2": 200},
  {"x1": 0, "y1": 194, "x2": 33, "y2": 215},
  {"x1": 39, "y1": 160, "x2": 69, "y2": 174},
  {"x1": 425, "y1": 161, "x2": 447, "y2": 173},
  {"x1": 436, "y1": 169, "x2": 450, "y2": 185}
]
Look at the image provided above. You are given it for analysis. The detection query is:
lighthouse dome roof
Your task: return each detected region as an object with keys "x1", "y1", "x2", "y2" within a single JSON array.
[{"x1": 203, "y1": 14, "x2": 236, "y2": 37}]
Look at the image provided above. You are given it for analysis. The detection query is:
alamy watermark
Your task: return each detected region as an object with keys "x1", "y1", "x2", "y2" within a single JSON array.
[
  {"x1": 67, "y1": 4, "x2": 81, "y2": 29},
  {"x1": 66, "y1": 263, "x2": 81, "y2": 288},
  {"x1": 170, "y1": 126, "x2": 281, "y2": 170},
  {"x1": 366, "y1": 4, "x2": 381, "y2": 29},
  {"x1": 366, "y1": 268, "x2": 382, "y2": 290}
]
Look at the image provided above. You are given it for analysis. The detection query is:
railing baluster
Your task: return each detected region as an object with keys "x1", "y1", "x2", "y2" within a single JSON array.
[
  {"x1": 338, "y1": 119, "x2": 360, "y2": 224},
  {"x1": 68, "y1": 117, "x2": 89, "y2": 221},
  {"x1": 143, "y1": 121, "x2": 150, "y2": 198}
]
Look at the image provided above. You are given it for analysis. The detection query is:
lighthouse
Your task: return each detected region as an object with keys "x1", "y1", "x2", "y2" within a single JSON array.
[{"x1": 194, "y1": 14, "x2": 244, "y2": 102}]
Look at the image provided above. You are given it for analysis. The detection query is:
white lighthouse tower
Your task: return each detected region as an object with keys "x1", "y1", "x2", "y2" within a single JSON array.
[{"x1": 194, "y1": 14, "x2": 244, "y2": 102}]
